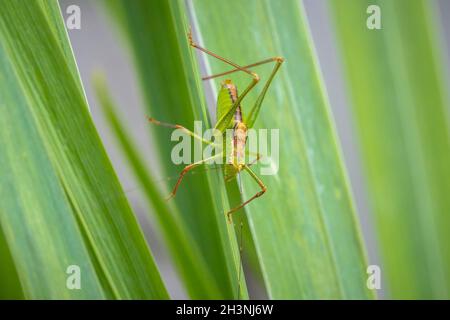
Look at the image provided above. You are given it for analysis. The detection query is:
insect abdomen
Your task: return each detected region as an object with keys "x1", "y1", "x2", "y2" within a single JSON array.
[{"x1": 233, "y1": 122, "x2": 247, "y2": 166}]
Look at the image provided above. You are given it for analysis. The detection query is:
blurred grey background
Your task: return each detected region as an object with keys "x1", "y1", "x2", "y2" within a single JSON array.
[{"x1": 59, "y1": 0, "x2": 450, "y2": 299}]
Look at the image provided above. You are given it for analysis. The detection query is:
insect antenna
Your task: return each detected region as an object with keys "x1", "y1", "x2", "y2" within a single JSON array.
[
  {"x1": 237, "y1": 219, "x2": 244, "y2": 300},
  {"x1": 236, "y1": 172, "x2": 245, "y2": 300}
]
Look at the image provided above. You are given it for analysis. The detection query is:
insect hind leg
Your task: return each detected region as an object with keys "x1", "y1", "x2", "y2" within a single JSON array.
[{"x1": 226, "y1": 165, "x2": 266, "y2": 223}]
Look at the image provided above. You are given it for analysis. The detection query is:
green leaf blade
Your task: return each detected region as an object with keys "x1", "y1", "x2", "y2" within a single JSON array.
[
  {"x1": 0, "y1": 0, "x2": 167, "y2": 299},
  {"x1": 93, "y1": 73, "x2": 225, "y2": 299},
  {"x1": 103, "y1": 0, "x2": 247, "y2": 299},
  {"x1": 330, "y1": 0, "x2": 450, "y2": 299},
  {"x1": 193, "y1": 0, "x2": 372, "y2": 299},
  {"x1": 0, "y1": 49, "x2": 105, "y2": 299}
]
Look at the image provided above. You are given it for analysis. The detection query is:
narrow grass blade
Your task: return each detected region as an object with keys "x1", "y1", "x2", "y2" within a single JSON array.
[
  {"x1": 0, "y1": 0, "x2": 167, "y2": 299},
  {"x1": 94, "y1": 74, "x2": 223, "y2": 299},
  {"x1": 192, "y1": 0, "x2": 373, "y2": 299},
  {"x1": 103, "y1": 0, "x2": 247, "y2": 299},
  {"x1": 330, "y1": 0, "x2": 450, "y2": 298}
]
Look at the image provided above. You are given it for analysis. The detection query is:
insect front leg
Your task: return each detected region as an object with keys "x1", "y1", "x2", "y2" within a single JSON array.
[
  {"x1": 245, "y1": 57, "x2": 284, "y2": 128},
  {"x1": 245, "y1": 151, "x2": 262, "y2": 166},
  {"x1": 187, "y1": 30, "x2": 260, "y2": 134},
  {"x1": 147, "y1": 116, "x2": 218, "y2": 147},
  {"x1": 188, "y1": 29, "x2": 258, "y2": 80},
  {"x1": 202, "y1": 57, "x2": 283, "y2": 81}
]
